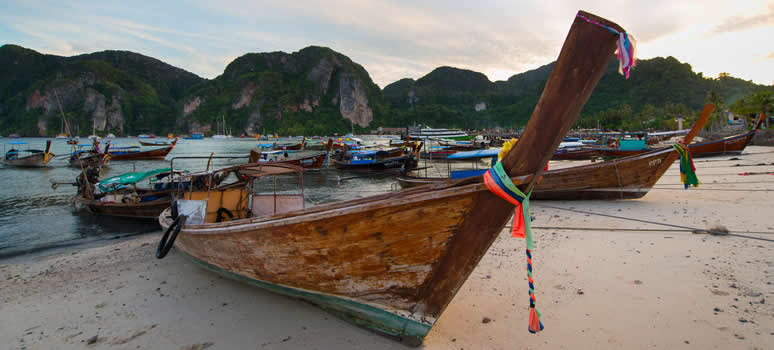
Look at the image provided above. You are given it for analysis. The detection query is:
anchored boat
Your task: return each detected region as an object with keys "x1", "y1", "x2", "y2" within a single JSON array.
[
  {"x1": 3, "y1": 140, "x2": 54, "y2": 167},
  {"x1": 158, "y1": 11, "x2": 631, "y2": 345},
  {"x1": 398, "y1": 104, "x2": 714, "y2": 200}
]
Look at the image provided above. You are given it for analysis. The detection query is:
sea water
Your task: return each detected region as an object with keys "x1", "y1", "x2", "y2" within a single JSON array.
[{"x1": 0, "y1": 136, "x2": 402, "y2": 258}]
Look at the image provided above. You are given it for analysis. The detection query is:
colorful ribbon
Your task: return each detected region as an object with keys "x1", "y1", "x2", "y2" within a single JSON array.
[
  {"x1": 483, "y1": 162, "x2": 544, "y2": 333},
  {"x1": 576, "y1": 13, "x2": 637, "y2": 79},
  {"x1": 673, "y1": 142, "x2": 699, "y2": 188}
]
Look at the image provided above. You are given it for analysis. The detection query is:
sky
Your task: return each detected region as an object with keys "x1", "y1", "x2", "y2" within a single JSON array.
[{"x1": 1, "y1": 0, "x2": 772, "y2": 88}]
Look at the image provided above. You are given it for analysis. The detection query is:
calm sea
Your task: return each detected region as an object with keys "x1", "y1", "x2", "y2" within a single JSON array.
[{"x1": 0, "y1": 136, "x2": 408, "y2": 258}]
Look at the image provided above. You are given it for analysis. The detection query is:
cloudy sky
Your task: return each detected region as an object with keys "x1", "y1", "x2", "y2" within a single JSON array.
[{"x1": 1, "y1": 0, "x2": 772, "y2": 87}]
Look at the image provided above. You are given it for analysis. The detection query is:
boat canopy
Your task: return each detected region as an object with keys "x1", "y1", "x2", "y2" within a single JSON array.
[
  {"x1": 446, "y1": 148, "x2": 501, "y2": 160},
  {"x1": 9, "y1": 141, "x2": 28, "y2": 145},
  {"x1": 98, "y1": 168, "x2": 172, "y2": 192}
]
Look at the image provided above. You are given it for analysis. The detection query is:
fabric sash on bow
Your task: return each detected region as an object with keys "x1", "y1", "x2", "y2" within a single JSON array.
[
  {"x1": 483, "y1": 162, "x2": 532, "y2": 238},
  {"x1": 483, "y1": 161, "x2": 544, "y2": 333},
  {"x1": 673, "y1": 142, "x2": 699, "y2": 189}
]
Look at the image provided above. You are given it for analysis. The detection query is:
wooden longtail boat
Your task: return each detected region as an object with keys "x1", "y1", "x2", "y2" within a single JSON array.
[
  {"x1": 272, "y1": 140, "x2": 304, "y2": 151},
  {"x1": 591, "y1": 114, "x2": 764, "y2": 159},
  {"x1": 74, "y1": 167, "x2": 177, "y2": 219},
  {"x1": 69, "y1": 140, "x2": 111, "y2": 168},
  {"x1": 138, "y1": 138, "x2": 175, "y2": 147},
  {"x1": 248, "y1": 141, "x2": 333, "y2": 169},
  {"x1": 551, "y1": 147, "x2": 601, "y2": 160},
  {"x1": 398, "y1": 104, "x2": 714, "y2": 200},
  {"x1": 158, "y1": 11, "x2": 627, "y2": 345},
  {"x1": 3, "y1": 140, "x2": 54, "y2": 167},
  {"x1": 331, "y1": 143, "x2": 422, "y2": 171},
  {"x1": 108, "y1": 139, "x2": 177, "y2": 161},
  {"x1": 687, "y1": 114, "x2": 764, "y2": 158}
]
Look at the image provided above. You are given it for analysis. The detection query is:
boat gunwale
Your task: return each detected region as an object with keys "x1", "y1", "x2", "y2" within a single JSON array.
[{"x1": 160, "y1": 179, "x2": 485, "y2": 233}]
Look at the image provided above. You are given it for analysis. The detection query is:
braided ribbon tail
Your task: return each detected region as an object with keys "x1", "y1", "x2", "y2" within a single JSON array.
[
  {"x1": 673, "y1": 142, "x2": 699, "y2": 189},
  {"x1": 484, "y1": 162, "x2": 543, "y2": 333}
]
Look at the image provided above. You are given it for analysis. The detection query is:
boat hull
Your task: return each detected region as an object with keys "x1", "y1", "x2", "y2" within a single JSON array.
[
  {"x1": 3, "y1": 153, "x2": 53, "y2": 167},
  {"x1": 76, "y1": 195, "x2": 172, "y2": 219},
  {"x1": 399, "y1": 147, "x2": 677, "y2": 200},
  {"x1": 160, "y1": 184, "x2": 485, "y2": 343},
  {"x1": 108, "y1": 145, "x2": 174, "y2": 161},
  {"x1": 688, "y1": 131, "x2": 755, "y2": 158},
  {"x1": 248, "y1": 151, "x2": 328, "y2": 169},
  {"x1": 332, "y1": 155, "x2": 409, "y2": 171}
]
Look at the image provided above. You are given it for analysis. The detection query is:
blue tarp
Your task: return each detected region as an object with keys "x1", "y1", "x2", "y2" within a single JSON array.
[
  {"x1": 9, "y1": 141, "x2": 27, "y2": 145},
  {"x1": 446, "y1": 148, "x2": 501, "y2": 160},
  {"x1": 451, "y1": 169, "x2": 487, "y2": 179}
]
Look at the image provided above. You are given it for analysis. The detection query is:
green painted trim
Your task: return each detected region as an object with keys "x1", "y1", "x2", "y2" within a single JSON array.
[{"x1": 178, "y1": 249, "x2": 431, "y2": 341}]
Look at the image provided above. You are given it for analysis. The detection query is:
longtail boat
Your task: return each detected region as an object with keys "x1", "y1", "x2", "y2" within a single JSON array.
[
  {"x1": 108, "y1": 139, "x2": 177, "y2": 161},
  {"x1": 591, "y1": 114, "x2": 764, "y2": 159},
  {"x1": 332, "y1": 143, "x2": 422, "y2": 171},
  {"x1": 248, "y1": 140, "x2": 333, "y2": 169},
  {"x1": 138, "y1": 138, "x2": 175, "y2": 147},
  {"x1": 686, "y1": 113, "x2": 764, "y2": 158},
  {"x1": 69, "y1": 139, "x2": 111, "y2": 168},
  {"x1": 73, "y1": 167, "x2": 179, "y2": 219},
  {"x1": 398, "y1": 104, "x2": 714, "y2": 200},
  {"x1": 272, "y1": 140, "x2": 304, "y2": 151},
  {"x1": 3, "y1": 140, "x2": 54, "y2": 167},
  {"x1": 157, "y1": 11, "x2": 629, "y2": 345}
]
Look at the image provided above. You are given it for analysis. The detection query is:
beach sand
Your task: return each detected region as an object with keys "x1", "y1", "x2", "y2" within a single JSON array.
[{"x1": 2, "y1": 146, "x2": 773, "y2": 349}]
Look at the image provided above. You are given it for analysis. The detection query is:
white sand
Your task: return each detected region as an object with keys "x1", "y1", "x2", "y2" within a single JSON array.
[{"x1": 2, "y1": 146, "x2": 773, "y2": 349}]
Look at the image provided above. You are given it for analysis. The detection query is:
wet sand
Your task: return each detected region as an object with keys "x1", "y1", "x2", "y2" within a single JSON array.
[{"x1": 2, "y1": 146, "x2": 773, "y2": 349}]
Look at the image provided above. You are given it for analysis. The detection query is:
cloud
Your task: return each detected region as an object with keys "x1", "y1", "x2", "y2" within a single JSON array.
[{"x1": 712, "y1": 3, "x2": 774, "y2": 34}]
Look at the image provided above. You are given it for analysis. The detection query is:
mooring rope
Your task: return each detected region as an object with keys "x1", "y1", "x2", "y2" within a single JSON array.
[{"x1": 533, "y1": 204, "x2": 774, "y2": 243}]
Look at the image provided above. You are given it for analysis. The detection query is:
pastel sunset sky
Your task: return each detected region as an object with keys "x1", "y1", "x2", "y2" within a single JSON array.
[{"x1": 2, "y1": 0, "x2": 772, "y2": 87}]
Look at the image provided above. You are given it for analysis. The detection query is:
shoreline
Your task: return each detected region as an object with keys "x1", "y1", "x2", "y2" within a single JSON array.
[{"x1": 2, "y1": 146, "x2": 773, "y2": 349}]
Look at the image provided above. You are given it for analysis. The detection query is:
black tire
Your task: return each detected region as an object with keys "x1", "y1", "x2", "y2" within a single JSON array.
[
  {"x1": 156, "y1": 215, "x2": 187, "y2": 259},
  {"x1": 215, "y1": 207, "x2": 234, "y2": 223}
]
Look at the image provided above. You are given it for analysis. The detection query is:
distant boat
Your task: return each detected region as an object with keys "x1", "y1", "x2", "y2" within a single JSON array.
[
  {"x1": 138, "y1": 138, "x2": 175, "y2": 147},
  {"x1": 3, "y1": 140, "x2": 55, "y2": 167},
  {"x1": 9, "y1": 134, "x2": 21, "y2": 139},
  {"x1": 106, "y1": 133, "x2": 116, "y2": 139},
  {"x1": 67, "y1": 137, "x2": 80, "y2": 145},
  {"x1": 55, "y1": 133, "x2": 67, "y2": 139},
  {"x1": 107, "y1": 139, "x2": 177, "y2": 161},
  {"x1": 138, "y1": 134, "x2": 156, "y2": 139},
  {"x1": 211, "y1": 115, "x2": 232, "y2": 139},
  {"x1": 183, "y1": 133, "x2": 203, "y2": 140},
  {"x1": 408, "y1": 126, "x2": 468, "y2": 140}
]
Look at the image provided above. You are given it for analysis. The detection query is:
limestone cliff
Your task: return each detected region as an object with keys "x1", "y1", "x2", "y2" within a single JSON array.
[{"x1": 181, "y1": 46, "x2": 383, "y2": 135}]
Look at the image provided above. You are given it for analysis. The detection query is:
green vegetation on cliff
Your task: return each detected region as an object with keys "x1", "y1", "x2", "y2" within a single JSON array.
[
  {"x1": 382, "y1": 56, "x2": 773, "y2": 131},
  {"x1": 182, "y1": 46, "x2": 386, "y2": 136},
  {"x1": 0, "y1": 44, "x2": 204, "y2": 136}
]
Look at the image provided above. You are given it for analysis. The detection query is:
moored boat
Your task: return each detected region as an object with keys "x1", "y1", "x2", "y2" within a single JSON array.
[
  {"x1": 108, "y1": 139, "x2": 177, "y2": 161},
  {"x1": 398, "y1": 104, "x2": 714, "y2": 200},
  {"x1": 72, "y1": 167, "x2": 180, "y2": 219},
  {"x1": 157, "y1": 11, "x2": 631, "y2": 345},
  {"x1": 3, "y1": 140, "x2": 55, "y2": 167}
]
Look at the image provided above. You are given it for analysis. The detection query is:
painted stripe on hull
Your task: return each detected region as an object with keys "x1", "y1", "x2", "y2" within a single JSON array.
[{"x1": 178, "y1": 249, "x2": 431, "y2": 343}]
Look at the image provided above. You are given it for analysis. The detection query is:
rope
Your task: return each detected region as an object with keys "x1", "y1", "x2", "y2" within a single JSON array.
[
  {"x1": 534, "y1": 204, "x2": 774, "y2": 243},
  {"x1": 528, "y1": 226, "x2": 774, "y2": 235},
  {"x1": 483, "y1": 161, "x2": 543, "y2": 333}
]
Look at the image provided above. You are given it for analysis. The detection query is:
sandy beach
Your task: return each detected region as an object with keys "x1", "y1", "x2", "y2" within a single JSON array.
[{"x1": 2, "y1": 146, "x2": 773, "y2": 350}]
